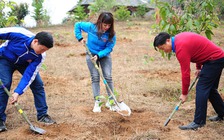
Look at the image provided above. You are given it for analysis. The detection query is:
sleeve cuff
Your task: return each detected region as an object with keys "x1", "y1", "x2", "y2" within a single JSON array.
[
  {"x1": 78, "y1": 38, "x2": 83, "y2": 42},
  {"x1": 14, "y1": 88, "x2": 23, "y2": 95}
]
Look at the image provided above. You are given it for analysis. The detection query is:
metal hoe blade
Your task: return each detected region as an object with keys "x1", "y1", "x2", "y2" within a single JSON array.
[{"x1": 30, "y1": 125, "x2": 46, "y2": 134}]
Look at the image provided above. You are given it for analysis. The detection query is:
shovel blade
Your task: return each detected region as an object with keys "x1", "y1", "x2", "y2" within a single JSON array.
[
  {"x1": 30, "y1": 125, "x2": 46, "y2": 135},
  {"x1": 116, "y1": 101, "x2": 131, "y2": 116}
]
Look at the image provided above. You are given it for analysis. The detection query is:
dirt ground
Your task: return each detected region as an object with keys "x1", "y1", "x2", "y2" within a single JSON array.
[{"x1": 0, "y1": 21, "x2": 224, "y2": 140}]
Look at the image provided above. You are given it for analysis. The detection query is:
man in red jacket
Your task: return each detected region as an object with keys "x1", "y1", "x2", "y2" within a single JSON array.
[{"x1": 153, "y1": 32, "x2": 224, "y2": 130}]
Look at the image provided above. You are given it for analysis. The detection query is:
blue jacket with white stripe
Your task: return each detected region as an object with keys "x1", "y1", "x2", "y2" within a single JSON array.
[{"x1": 0, "y1": 27, "x2": 46, "y2": 95}]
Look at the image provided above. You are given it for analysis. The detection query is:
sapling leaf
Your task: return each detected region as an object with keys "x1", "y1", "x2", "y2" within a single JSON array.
[
  {"x1": 41, "y1": 63, "x2": 47, "y2": 70},
  {"x1": 109, "y1": 99, "x2": 114, "y2": 106},
  {"x1": 99, "y1": 102, "x2": 105, "y2": 107},
  {"x1": 95, "y1": 95, "x2": 106, "y2": 100},
  {"x1": 114, "y1": 89, "x2": 119, "y2": 97}
]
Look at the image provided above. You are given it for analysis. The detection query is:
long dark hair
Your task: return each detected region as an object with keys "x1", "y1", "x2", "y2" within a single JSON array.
[{"x1": 95, "y1": 12, "x2": 115, "y2": 42}]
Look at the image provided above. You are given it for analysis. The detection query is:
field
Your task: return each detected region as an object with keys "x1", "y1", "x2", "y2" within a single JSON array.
[{"x1": 0, "y1": 20, "x2": 224, "y2": 140}]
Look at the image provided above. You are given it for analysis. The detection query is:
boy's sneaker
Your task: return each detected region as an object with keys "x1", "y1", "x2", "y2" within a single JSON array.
[
  {"x1": 93, "y1": 100, "x2": 101, "y2": 113},
  {"x1": 106, "y1": 100, "x2": 119, "y2": 112},
  {"x1": 38, "y1": 114, "x2": 56, "y2": 125},
  {"x1": 0, "y1": 120, "x2": 7, "y2": 132}
]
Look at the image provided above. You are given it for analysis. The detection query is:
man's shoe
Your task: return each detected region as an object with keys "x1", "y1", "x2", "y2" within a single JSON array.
[
  {"x1": 208, "y1": 115, "x2": 223, "y2": 121},
  {"x1": 179, "y1": 122, "x2": 204, "y2": 130},
  {"x1": 93, "y1": 100, "x2": 101, "y2": 113},
  {"x1": 38, "y1": 114, "x2": 56, "y2": 125},
  {"x1": 0, "y1": 120, "x2": 7, "y2": 132}
]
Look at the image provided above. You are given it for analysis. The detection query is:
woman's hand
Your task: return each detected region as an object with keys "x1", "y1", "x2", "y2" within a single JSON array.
[
  {"x1": 91, "y1": 55, "x2": 98, "y2": 61},
  {"x1": 10, "y1": 92, "x2": 19, "y2": 104},
  {"x1": 80, "y1": 39, "x2": 86, "y2": 44}
]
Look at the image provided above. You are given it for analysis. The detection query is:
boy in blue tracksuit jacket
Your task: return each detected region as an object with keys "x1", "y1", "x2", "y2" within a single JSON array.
[
  {"x1": 74, "y1": 12, "x2": 117, "y2": 113},
  {"x1": 0, "y1": 27, "x2": 56, "y2": 132}
]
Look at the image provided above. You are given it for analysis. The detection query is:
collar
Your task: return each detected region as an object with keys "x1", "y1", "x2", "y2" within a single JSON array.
[
  {"x1": 171, "y1": 37, "x2": 175, "y2": 53},
  {"x1": 25, "y1": 36, "x2": 35, "y2": 49}
]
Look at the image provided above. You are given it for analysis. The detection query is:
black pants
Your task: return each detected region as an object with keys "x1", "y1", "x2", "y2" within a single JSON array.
[{"x1": 194, "y1": 57, "x2": 224, "y2": 124}]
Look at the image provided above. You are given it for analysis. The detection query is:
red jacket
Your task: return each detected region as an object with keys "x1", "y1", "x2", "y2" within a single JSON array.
[{"x1": 174, "y1": 32, "x2": 224, "y2": 95}]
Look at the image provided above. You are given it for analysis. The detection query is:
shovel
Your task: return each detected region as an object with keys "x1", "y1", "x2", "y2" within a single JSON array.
[
  {"x1": 164, "y1": 76, "x2": 199, "y2": 126},
  {"x1": 0, "y1": 79, "x2": 46, "y2": 134},
  {"x1": 83, "y1": 43, "x2": 131, "y2": 116}
]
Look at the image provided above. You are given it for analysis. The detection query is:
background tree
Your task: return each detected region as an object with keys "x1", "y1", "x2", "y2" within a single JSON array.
[
  {"x1": 136, "y1": 4, "x2": 149, "y2": 18},
  {"x1": 0, "y1": 1, "x2": 17, "y2": 28},
  {"x1": 41, "y1": 9, "x2": 50, "y2": 26},
  {"x1": 69, "y1": 5, "x2": 88, "y2": 22},
  {"x1": 114, "y1": 6, "x2": 131, "y2": 21},
  {"x1": 88, "y1": 0, "x2": 116, "y2": 18},
  {"x1": 9, "y1": 3, "x2": 29, "y2": 26},
  {"x1": 152, "y1": 0, "x2": 220, "y2": 59},
  {"x1": 88, "y1": 0, "x2": 116, "y2": 13},
  {"x1": 214, "y1": 0, "x2": 224, "y2": 20},
  {"x1": 32, "y1": 0, "x2": 50, "y2": 26}
]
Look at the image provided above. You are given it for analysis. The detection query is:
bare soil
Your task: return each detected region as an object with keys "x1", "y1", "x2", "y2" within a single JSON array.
[{"x1": 0, "y1": 21, "x2": 224, "y2": 140}]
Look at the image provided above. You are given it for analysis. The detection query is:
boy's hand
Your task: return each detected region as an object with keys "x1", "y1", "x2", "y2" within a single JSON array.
[{"x1": 10, "y1": 92, "x2": 19, "y2": 104}]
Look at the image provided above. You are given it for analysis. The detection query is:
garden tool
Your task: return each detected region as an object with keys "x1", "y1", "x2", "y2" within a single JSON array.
[
  {"x1": 164, "y1": 76, "x2": 199, "y2": 126},
  {"x1": 83, "y1": 43, "x2": 131, "y2": 116},
  {"x1": 0, "y1": 79, "x2": 46, "y2": 134}
]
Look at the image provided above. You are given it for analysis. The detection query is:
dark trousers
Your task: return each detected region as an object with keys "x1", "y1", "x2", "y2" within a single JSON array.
[
  {"x1": 194, "y1": 57, "x2": 224, "y2": 124},
  {"x1": 0, "y1": 58, "x2": 48, "y2": 122}
]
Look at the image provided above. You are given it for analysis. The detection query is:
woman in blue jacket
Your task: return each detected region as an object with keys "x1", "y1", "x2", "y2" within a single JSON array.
[
  {"x1": 0, "y1": 27, "x2": 56, "y2": 132},
  {"x1": 74, "y1": 12, "x2": 116, "y2": 113}
]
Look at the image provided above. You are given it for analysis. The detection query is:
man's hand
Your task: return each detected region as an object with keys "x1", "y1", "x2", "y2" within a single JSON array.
[
  {"x1": 195, "y1": 69, "x2": 201, "y2": 77},
  {"x1": 179, "y1": 94, "x2": 188, "y2": 103},
  {"x1": 10, "y1": 92, "x2": 19, "y2": 104}
]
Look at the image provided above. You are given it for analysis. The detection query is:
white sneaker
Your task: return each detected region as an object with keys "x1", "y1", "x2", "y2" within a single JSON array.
[{"x1": 93, "y1": 100, "x2": 101, "y2": 113}]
